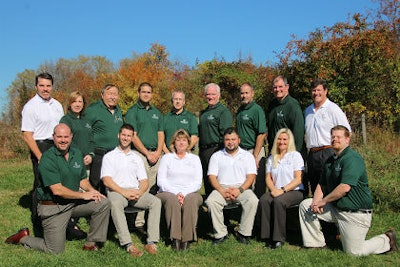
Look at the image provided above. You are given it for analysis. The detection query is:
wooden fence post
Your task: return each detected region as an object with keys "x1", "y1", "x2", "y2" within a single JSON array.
[{"x1": 361, "y1": 113, "x2": 367, "y2": 145}]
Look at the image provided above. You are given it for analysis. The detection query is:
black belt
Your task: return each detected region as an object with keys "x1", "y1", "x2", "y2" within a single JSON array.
[
  {"x1": 36, "y1": 139, "x2": 53, "y2": 144},
  {"x1": 94, "y1": 148, "x2": 112, "y2": 156},
  {"x1": 340, "y1": 209, "x2": 372, "y2": 214},
  {"x1": 200, "y1": 143, "x2": 220, "y2": 149}
]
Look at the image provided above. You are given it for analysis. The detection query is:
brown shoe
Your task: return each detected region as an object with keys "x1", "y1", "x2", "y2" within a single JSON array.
[
  {"x1": 144, "y1": 243, "x2": 158, "y2": 255},
  {"x1": 5, "y1": 228, "x2": 29, "y2": 244},
  {"x1": 385, "y1": 229, "x2": 398, "y2": 253},
  {"x1": 83, "y1": 244, "x2": 99, "y2": 251},
  {"x1": 127, "y1": 244, "x2": 143, "y2": 257}
]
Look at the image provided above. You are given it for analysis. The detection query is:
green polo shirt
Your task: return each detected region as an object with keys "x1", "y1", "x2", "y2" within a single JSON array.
[
  {"x1": 60, "y1": 111, "x2": 94, "y2": 156},
  {"x1": 83, "y1": 100, "x2": 123, "y2": 150},
  {"x1": 163, "y1": 109, "x2": 198, "y2": 146},
  {"x1": 37, "y1": 146, "x2": 86, "y2": 202},
  {"x1": 267, "y1": 95, "x2": 304, "y2": 151},
  {"x1": 320, "y1": 146, "x2": 373, "y2": 210},
  {"x1": 125, "y1": 101, "x2": 163, "y2": 149},
  {"x1": 236, "y1": 101, "x2": 267, "y2": 149},
  {"x1": 199, "y1": 102, "x2": 233, "y2": 147}
]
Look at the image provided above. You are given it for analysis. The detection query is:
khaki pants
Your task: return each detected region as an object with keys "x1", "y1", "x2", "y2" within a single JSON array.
[
  {"x1": 134, "y1": 151, "x2": 161, "y2": 227},
  {"x1": 205, "y1": 188, "x2": 258, "y2": 239},
  {"x1": 108, "y1": 191, "x2": 161, "y2": 245},
  {"x1": 299, "y1": 198, "x2": 390, "y2": 256},
  {"x1": 22, "y1": 199, "x2": 110, "y2": 254}
]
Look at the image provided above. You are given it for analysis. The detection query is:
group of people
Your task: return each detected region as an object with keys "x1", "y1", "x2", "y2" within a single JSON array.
[{"x1": 5, "y1": 73, "x2": 398, "y2": 257}]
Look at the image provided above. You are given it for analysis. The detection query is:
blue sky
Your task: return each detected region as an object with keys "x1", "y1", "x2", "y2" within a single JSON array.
[{"x1": 0, "y1": 0, "x2": 379, "y2": 112}]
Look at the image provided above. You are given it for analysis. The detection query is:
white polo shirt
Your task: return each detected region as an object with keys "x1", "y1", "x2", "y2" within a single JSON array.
[
  {"x1": 101, "y1": 148, "x2": 147, "y2": 189},
  {"x1": 266, "y1": 151, "x2": 304, "y2": 190},
  {"x1": 304, "y1": 99, "x2": 351, "y2": 149},
  {"x1": 157, "y1": 152, "x2": 202, "y2": 196},
  {"x1": 21, "y1": 94, "x2": 64, "y2": 140},
  {"x1": 208, "y1": 147, "x2": 257, "y2": 186}
]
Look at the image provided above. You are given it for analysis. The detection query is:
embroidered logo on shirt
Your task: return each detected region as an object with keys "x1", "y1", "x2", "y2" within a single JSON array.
[
  {"x1": 207, "y1": 115, "x2": 215, "y2": 121},
  {"x1": 180, "y1": 119, "x2": 189, "y2": 124},
  {"x1": 85, "y1": 123, "x2": 92, "y2": 129},
  {"x1": 242, "y1": 114, "x2": 250, "y2": 121},
  {"x1": 72, "y1": 162, "x2": 81, "y2": 169},
  {"x1": 277, "y1": 111, "x2": 284, "y2": 117},
  {"x1": 152, "y1": 114, "x2": 159, "y2": 120}
]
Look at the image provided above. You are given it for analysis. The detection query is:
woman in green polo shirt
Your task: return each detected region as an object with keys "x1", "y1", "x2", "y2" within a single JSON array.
[{"x1": 60, "y1": 91, "x2": 94, "y2": 169}]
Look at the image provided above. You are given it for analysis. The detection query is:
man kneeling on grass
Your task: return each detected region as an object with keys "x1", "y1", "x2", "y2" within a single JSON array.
[
  {"x1": 299, "y1": 125, "x2": 398, "y2": 255},
  {"x1": 101, "y1": 123, "x2": 161, "y2": 257},
  {"x1": 6, "y1": 124, "x2": 111, "y2": 254}
]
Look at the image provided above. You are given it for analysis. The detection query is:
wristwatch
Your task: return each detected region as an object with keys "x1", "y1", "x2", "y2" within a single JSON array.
[
  {"x1": 238, "y1": 186, "x2": 244, "y2": 193},
  {"x1": 281, "y1": 186, "x2": 287, "y2": 193}
]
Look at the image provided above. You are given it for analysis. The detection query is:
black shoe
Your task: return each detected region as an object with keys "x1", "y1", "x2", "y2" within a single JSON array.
[
  {"x1": 66, "y1": 219, "x2": 87, "y2": 241},
  {"x1": 213, "y1": 235, "x2": 228, "y2": 245},
  {"x1": 171, "y1": 239, "x2": 181, "y2": 251},
  {"x1": 271, "y1": 241, "x2": 284, "y2": 249},
  {"x1": 235, "y1": 232, "x2": 250, "y2": 245}
]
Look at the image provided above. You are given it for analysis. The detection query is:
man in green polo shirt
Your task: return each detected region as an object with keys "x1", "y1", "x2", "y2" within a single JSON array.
[
  {"x1": 236, "y1": 82, "x2": 267, "y2": 198},
  {"x1": 199, "y1": 83, "x2": 233, "y2": 196},
  {"x1": 163, "y1": 89, "x2": 198, "y2": 153},
  {"x1": 299, "y1": 125, "x2": 398, "y2": 255},
  {"x1": 5, "y1": 124, "x2": 110, "y2": 254},
  {"x1": 84, "y1": 84, "x2": 124, "y2": 191},
  {"x1": 125, "y1": 82, "x2": 164, "y2": 229},
  {"x1": 267, "y1": 76, "x2": 304, "y2": 153}
]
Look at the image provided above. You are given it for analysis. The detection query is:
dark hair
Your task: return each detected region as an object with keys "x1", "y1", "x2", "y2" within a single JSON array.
[
  {"x1": 331, "y1": 125, "x2": 350, "y2": 137},
  {"x1": 311, "y1": 79, "x2": 328, "y2": 90},
  {"x1": 138, "y1": 82, "x2": 153, "y2": 92},
  {"x1": 119, "y1": 123, "x2": 135, "y2": 133},
  {"x1": 223, "y1": 127, "x2": 239, "y2": 136},
  {"x1": 35, "y1": 72, "x2": 53, "y2": 86}
]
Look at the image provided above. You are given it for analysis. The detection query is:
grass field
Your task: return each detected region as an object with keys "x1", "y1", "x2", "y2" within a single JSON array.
[{"x1": 0, "y1": 156, "x2": 399, "y2": 267}]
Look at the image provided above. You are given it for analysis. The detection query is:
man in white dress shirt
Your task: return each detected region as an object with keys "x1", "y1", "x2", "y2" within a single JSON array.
[
  {"x1": 304, "y1": 79, "x2": 351, "y2": 195},
  {"x1": 21, "y1": 72, "x2": 64, "y2": 237}
]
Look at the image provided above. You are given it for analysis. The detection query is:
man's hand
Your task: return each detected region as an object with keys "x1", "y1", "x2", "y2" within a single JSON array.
[
  {"x1": 81, "y1": 190, "x2": 106, "y2": 203},
  {"x1": 121, "y1": 188, "x2": 143, "y2": 201}
]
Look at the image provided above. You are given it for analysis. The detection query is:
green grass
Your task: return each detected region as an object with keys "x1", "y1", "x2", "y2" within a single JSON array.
[{"x1": 0, "y1": 155, "x2": 399, "y2": 267}]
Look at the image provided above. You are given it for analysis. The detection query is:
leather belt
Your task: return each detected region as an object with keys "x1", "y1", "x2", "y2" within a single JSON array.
[
  {"x1": 39, "y1": 200, "x2": 58, "y2": 205},
  {"x1": 310, "y1": 145, "x2": 332, "y2": 153},
  {"x1": 340, "y1": 209, "x2": 372, "y2": 214},
  {"x1": 36, "y1": 139, "x2": 54, "y2": 144}
]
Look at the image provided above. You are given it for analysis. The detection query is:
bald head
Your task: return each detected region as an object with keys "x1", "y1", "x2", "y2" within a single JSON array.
[{"x1": 53, "y1": 123, "x2": 73, "y2": 153}]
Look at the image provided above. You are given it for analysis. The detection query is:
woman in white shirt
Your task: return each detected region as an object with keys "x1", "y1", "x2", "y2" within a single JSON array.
[
  {"x1": 259, "y1": 128, "x2": 304, "y2": 249},
  {"x1": 157, "y1": 129, "x2": 203, "y2": 251}
]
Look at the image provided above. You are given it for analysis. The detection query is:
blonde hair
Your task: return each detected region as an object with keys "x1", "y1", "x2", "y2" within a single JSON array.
[
  {"x1": 169, "y1": 129, "x2": 191, "y2": 153},
  {"x1": 67, "y1": 91, "x2": 86, "y2": 115},
  {"x1": 271, "y1": 128, "x2": 296, "y2": 168}
]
